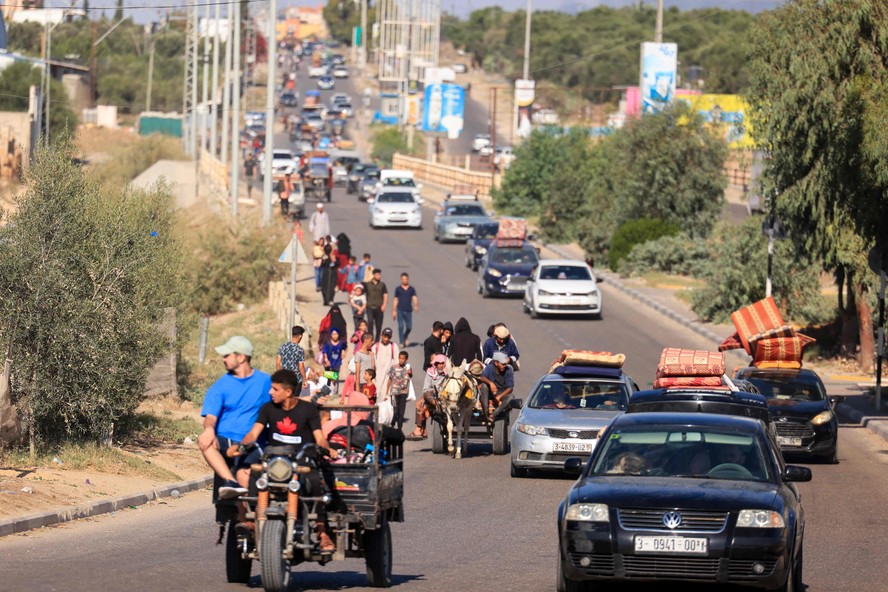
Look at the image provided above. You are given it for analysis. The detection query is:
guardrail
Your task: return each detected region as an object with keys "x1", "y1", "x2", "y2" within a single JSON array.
[{"x1": 392, "y1": 153, "x2": 500, "y2": 197}]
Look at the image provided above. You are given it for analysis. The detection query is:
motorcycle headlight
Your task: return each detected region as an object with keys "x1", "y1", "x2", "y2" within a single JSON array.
[
  {"x1": 516, "y1": 422, "x2": 546, "y2": 436},
  {"x1": 487, "y1": 268, "x2": 502, "y2": 278},
  {"x1": 565, "y1": 503, "x2": 609, "y2": 522},
  {"x1": 737, "y1": 510, "x2": 785, "y2": 528},
  {"x1": 810, "y1": 410, "x2": 833, "y2": 425},
  {"x1": 267, "y1": 457, "x2": 294, "y2": 482}
]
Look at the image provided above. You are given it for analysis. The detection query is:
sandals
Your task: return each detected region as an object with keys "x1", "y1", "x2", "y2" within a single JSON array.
[{"x1": 405, "y1": 429, "x2": 427, "y2": 441}]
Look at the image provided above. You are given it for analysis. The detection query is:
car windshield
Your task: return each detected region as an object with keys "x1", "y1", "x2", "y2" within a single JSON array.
[
  {"x1": 473, "y1": 224, "x2": 499, "y2": 239},
  {"x1": 743, "y1": 374, "x2": 826, "y2": 402},
  {"x1": 445, "y1": 204, "x2": 486, "y2": 217},
  {"x1": 364, "y1": 171, "x2": 380, "y2": 181},
  {"x1": 377, "y1": 193, "x2": 415, "y2": 203},
  {"x1": 489, "y1": 246, "x2": 538, "y2": 265},
  {"x1": 273, "y1": 152, "x2": 293, "y2": 160},
  {"x1": 590, "y1": 426, "x2": 771, "y2": 481},
  {"x1": 382, "y1": 177, "x2": 416, "y2": 187},
  {"x1": 310, "y1": 164, "x2": 328, "y2": 176},
  {"x1": 528, "y1": 379, "x2": 629, "y2": 410},
  {"x1": 539, "y1": 265, "x2": 592, "y2": 280}
]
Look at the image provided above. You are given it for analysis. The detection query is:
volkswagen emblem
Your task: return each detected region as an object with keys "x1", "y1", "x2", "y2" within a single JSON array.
[
  {"x1": 662, "y1": 511, "x2": 682, "y2": 529},
  {"x1": 568, "y1": 431, "x2": 579, "y2": 438}
]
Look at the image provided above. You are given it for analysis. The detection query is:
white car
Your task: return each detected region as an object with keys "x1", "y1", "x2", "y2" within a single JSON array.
[
  {"x1": 332, "y1": 66, "x2": 349, "y2": 78},
  {"x1": 257, "y1": 149, "x2": 297, "y2": 176},
  {"x1": 494, "y1": 146, "x2": 515, "y2": 169},
  {"x1": 308, "y1": 65, "x2": 327, "y2": 78},
  {"x1": 472, "y1": 133, "x2": 491, "y2": 153},
  {"x1": 524, "y1": 259, "x2": 602, "y2": 318},
  {"x1": 368, "y1": 189, "x2": 423, "y2": 229}
]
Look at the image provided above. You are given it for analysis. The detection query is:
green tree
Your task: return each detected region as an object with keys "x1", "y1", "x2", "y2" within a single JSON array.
[
  {"x1": 609, "y1": 218, "x2": 680, "y2": 272},
  {"x1": 746, "y1": 0, "x2": 888, "y2": 369},
  {"x1": 323, "y1": 0, "x2": 376, "y2": 46},
  {"x1": 492, "y1": 129, "x2": 562, "y2": 217},
  {"x1": 0, "y1": 61, "x2": 76, "y2": 142},
  {"x1": 0, "y1": 142, "x2": 185, "y2": 445}
]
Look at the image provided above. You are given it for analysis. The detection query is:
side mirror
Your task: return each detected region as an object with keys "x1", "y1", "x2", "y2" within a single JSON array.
[
  {"x1": 783, "y1": 465, "x2": 812, "y2": 483},
  {"x1": 563, "y1": 457, "x2": 584, "y2": 475},
  {"x1": 829, "y1": 395, "x2": 845, "y2": 407},
  {"x1": 509, "y1": 398, "x2": 523, "y2": 410}
]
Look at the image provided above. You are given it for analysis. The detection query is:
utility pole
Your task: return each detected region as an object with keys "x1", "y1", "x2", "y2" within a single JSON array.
[
  {"x1": 263, "y1": 0, "x2": 278, "y2": 226},
  {"x1": 210, "y1": 0, "x2": 221, "y2": 158},
  {"x1": 230, "y1": 1, "x2": 242, "y2": 217},
  {"x1": 200, "y1": 4, "x2": 211, "y2": 156},
  {"x1": 190, "y1": 1, "x2": 200, "y2": 160},
  {"x1": 146, "y1": 36, "x2": 154, "y2": 111},
  {"x1": 90, "y1": 20, "x2": 97, "y2": 107},
  {"x1": 182, "y1": 1, "x2": 197, "y2": 157},
  {"x1": 490, "y1": 86, "x2": 497, "y2": 177},
  {"x1": 523, "y1": 0, "x2": 532, "y2": 80},
  {"x1": 221, "y1": 4, "x2": 233, "y2": 170},
  {"x1": 359, "y1": 0, "x2": 368, "y2": 68},
  {"x1": 655, "y1": 0, "x2": 664, "y2": 43}
]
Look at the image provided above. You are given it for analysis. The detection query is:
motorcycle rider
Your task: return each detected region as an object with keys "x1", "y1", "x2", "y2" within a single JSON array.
[
  {"x1": 482, "y1": 324, "x2": 520, "y2": 371},
  {"x1": 229, "y1": 369, "x2": 338, "y2": 552}
]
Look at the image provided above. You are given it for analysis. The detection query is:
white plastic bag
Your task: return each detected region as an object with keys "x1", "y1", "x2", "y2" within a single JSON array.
[
  {"x1": 406, "y1": 379, "x2": 416, "y2": 402},
  {"x1": 377, "y1": 397, "x2": 394, "y2": 426}
]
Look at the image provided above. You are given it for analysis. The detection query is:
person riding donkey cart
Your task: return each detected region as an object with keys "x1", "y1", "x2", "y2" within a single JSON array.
[{"x1": 477, "y1": 351, "x2": 514, "y2": 419}]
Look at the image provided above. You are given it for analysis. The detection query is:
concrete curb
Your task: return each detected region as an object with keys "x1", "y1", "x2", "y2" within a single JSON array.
[
  {"x1": 0, "y1": 474, "x2": 213, "y2": 538},
  {"x1": 836, "y1": 403, "x2": 888, "y2": 443}
]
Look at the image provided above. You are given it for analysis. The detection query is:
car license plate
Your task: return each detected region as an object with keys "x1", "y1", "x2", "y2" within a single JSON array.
[
  {"x1": 634, "y1": 536, "x2": 708, "y2": 555},
  {"x1": 552, "y1": 442, "x2": 593, "y2": 452},
  {"x1": 777, "y1": 436, "x2": 802, "y2": 447}
]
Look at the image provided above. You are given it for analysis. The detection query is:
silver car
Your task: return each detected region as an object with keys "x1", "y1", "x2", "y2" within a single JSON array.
[{"x1": 510, "y1": 367, "x2": 637, "y2": 477}]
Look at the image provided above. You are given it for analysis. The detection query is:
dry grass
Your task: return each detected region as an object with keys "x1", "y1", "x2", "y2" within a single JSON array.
[{"x1": 0, "y1": 442, "x2": 181, "y2": 481}]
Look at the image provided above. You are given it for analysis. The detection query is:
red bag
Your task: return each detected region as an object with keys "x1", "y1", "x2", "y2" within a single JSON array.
[
  {"x1": 656, "y1": 348, "x2": 726, "y2": 378},
  {"x1": 653, "y1": 376, "x2": 724, "y2": 388}
]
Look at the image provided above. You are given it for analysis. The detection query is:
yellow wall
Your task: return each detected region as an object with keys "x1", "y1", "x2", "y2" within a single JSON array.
[{"x1": 683, "y1": 94, "x2": 754, "y2": 149}]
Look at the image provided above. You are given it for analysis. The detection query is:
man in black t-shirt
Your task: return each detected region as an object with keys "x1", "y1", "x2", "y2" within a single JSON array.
[
  {"x1": 229, "y1": 369, "x2": 337, "y2": 551},
  {"x1": 422, "y1": 320, "x2": 445, "y2": 370}
]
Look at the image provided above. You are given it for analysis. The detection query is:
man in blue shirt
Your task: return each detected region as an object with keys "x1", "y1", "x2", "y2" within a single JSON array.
[
  {"x1": 392, "y1": 272, "x2": 418, "y2": 347},
  {"x1": 477, "y1": 351, "x2": 515, "y2": 419},
  {"x1": 198, "y1": 336, "x2": 272, "y2": 499}
]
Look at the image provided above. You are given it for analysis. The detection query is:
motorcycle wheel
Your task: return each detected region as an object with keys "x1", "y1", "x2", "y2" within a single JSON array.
[
  {"x1": 259, "y1": 520, "x2": 290, "y2": 592},
  {"x1": 226, "y1": 522, "x2": 253, "y2": 583},
  {"x1": 363, "y1": 516, "x2": 393, "y2": 588}
]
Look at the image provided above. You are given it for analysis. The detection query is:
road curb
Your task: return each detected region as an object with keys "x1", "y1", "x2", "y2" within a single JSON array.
[
  {"x1": 837, "y1": 403, "x2": 888, "y2": 443},
  {"x1": 0, "y1": 474, "x2": 213, "y2": 538}
]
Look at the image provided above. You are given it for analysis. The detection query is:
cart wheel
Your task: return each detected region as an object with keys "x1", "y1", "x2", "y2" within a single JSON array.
[
  {"x1": 492, "y1": 414, "x2": 510, "y2": 455},
  {"x1": 363, "y1": 516, "x2": 393, "y2": 588},
  {"x1": 431, "y1": 421, "x2": 445, "y2": 454},
  {"x1": 259, "y1": 520, "x2": 290, "y2": 592},
  {"x1": 225, "y1": 521, "x2": 253, "y2": 583}
]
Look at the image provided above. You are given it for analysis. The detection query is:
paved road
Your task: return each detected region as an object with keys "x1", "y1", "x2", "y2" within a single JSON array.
[{"x1": 4, "y1": 169, "x2": 888, "y2": 591}]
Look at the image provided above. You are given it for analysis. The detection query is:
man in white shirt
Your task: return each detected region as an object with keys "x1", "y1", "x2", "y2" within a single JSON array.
[{"x1": 309, "y1": 203, "x2": 330, "y2": 241}]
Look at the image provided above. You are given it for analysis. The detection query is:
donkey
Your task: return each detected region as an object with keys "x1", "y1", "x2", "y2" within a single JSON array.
[{"x1": 434, "y1": 366, "x2": 479, "y2": 459}]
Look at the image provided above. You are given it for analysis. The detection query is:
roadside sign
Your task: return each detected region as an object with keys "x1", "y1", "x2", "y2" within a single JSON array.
[{"x1": 278, "y1": 238, "x2": 309, "y2": 264}]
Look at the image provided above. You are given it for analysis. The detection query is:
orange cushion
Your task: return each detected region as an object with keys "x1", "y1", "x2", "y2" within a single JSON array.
[
  {"x1": 752, "y1": 336, "x2": 806, "y2": 364},
  {"x1": 657, "y1": 348, "x2": 726, "y2": 377},
  {"x1": 730, "y1": 297, "x2": 785, "y2": 354},
  {"x1": 653, "y1": 376, "x2": 724, "y2": 388}
]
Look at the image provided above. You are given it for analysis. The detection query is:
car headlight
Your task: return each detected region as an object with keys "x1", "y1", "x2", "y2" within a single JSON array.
[
  {"x1": 516, "y1": 422, "x2": 546, "y2": 436},
  {"x1": 475, "y1": 246, "x2": 487, "y2": 255},
  {"x1": 487, "y1": 268, "x2": 502, "y2": 278},
  {"x1": 267, "y1": 457, "x2": 294, "y2": 482},
  {"x1": 538, "y1": 289, "x2": 554, "y2": 296},
  {"x1": 737, "y1": 509, "x2": 784, "y2": 528},
  {"x1": 565, "y1": 503, "x2": 609, "y2": 522},
  {"x1": 810, "y1": 410, "x2": 833, "y2": 425}
]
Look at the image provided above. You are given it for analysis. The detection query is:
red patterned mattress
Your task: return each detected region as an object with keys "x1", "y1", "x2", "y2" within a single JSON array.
[{"x1": 657, "y1": 348, "x2": 726, "y2": 377}]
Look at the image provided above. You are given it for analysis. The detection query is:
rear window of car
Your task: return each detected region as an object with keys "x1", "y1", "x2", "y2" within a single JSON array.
[
  {"x1": 539, "y1": 265, "x2": 591, "y2": 280},
  {"x1": 445, "y1": 205, "x2": 486, "y2": 217},
  {"x1": 377, "y1": 192, "x2": 415, "y2": 203},
  {"x1": 489, "y1": 246, "x2": 538, "y2": 265},
  {"x1": 742, "y1": 373, "x2": 826, "y2": 401},
  {"x1": 473, "y1": 224, "x2": 499, "y2": 239},
  {"x1": 382, "y1": 177, "x2": 416, "y2": 187},
  {"x1": 590, "y1": 427, "x2": 771, "y2": 481},
  {"x1": 528, "y1": 379, "x2": 628, "y2": 410}
]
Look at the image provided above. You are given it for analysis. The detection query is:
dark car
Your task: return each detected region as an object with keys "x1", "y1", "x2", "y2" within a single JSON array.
[
  {"x1": 279, "y1": 92, "x2": 298, "y2": 108},
  {"x1": 464, "y1": 222, "x2": 499, "y2": 270},
  {"x1": 628, "y1": 387, "x2": 772, "y2": 425},
  {"x1": 347, "y1": 163, "x2": 378, "y2": 194},
  {"x1": 477, "y1": 242, "x2": 539, "y2": 298},
  {"x1": 733, "y1": 367, "x2": 841, "y2": 463},
  {"x1": 557, "y1": 412, "x2": 809, "y2": 592},
  {"x1": 358, "y1": 169, "x2": 382, "y2": 202}
]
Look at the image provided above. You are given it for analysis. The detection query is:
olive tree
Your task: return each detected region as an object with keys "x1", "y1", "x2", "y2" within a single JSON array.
[{"x1": 0, "y1": 142, "x2": 185, "y2": 446}]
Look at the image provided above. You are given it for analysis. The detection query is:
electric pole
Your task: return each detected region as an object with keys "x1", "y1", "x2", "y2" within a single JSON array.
[
  {"x1": 200, "y1": 4, "x2": 211, "y2": 156},
  {"x1": 210, "y1": 0, "x2": 221, "y2": 158},
  {"x1": 146, "y1": 36, "x2": 154, "y2": 112},
  {"x1": 523, "y1": 0, "x2": 531, "y2": 80},
  {"x1": 190, "y1": 0, "x2": 199, "y2": 158},
  {"x1": 230, "y1": 1, "x2": 242, "y2": 217},
  {"x1": 263, "y1": 0, "x2": 277, "y2": 226},
  {"x1": 655, "y1": 0, "x2": 663, "y2": 43},
  {"x1": 221, "y1": 4, "x2": 233, "y2": 170},
  {"x1": 359, "y1": 0, "x2": 368, "y2": 68}
]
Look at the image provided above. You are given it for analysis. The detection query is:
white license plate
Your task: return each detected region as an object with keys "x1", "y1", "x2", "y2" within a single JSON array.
[
  {"x1": 634, "y1": 536, "x2": 708, "y2": 555},
  {"x1": 778, "y1": 436, "x2": 802, "y2": 447},
  {"x1": 552, "y1": 442, "x2": 593, "y2": 452}
]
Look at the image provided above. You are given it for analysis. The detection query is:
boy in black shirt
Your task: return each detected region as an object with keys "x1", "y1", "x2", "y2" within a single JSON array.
[{"x1": 228, "y1": 369, "x2": 338, "y2": 551}]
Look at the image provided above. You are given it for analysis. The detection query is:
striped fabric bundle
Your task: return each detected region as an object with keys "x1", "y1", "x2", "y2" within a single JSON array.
[
  {"x1": 657, "y1": 348, "x2": 726, "y2": 378},
  {"x1": 730, "y1": 297, "x2": 785, "y2": 354},
  {"x1": 653, "y1": 376, "x2": 725, "y2": 388}
]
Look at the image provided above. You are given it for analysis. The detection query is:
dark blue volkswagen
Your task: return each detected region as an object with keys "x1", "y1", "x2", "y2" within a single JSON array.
[
  {"x1": 557, "y1": 412, "x2": 809, "y2": 592},
  {"x1": 476, "y1": 242, "x2": 539, "y2": 298}
]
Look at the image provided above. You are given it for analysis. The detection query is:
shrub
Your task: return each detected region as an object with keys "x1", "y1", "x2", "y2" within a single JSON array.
[
  {"x1": 608, "y1": 218, "x2": 681, "y2": 272},
  {"x1": 620, "y1": 233, "x2": 711, "y2": 277}
]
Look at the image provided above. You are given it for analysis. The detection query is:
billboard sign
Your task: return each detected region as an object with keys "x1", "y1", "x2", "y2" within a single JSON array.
[
  {"x1": 639, "y1": 42, "x2": 678, "y2": 114},
  {"x1": 515, "y1": 79, "x2": 535, "y2": 139},
  {"x1": 421, "y1": 83, "x2": 465, "y2": 139}
]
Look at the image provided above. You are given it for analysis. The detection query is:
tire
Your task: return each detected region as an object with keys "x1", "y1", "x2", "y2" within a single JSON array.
[
  {"x1": 557, "y1": 552, "x2": 590, "y2": 592},
  {"x1": 480, "y1": 282, "x2": 490, "y2": 299},
  {"x1": 492, "y1": 415, "x2": 509, "y2": 455},
  {"x1": 226, "y1": 522, "x2": 253, "y2": 583},
  {"x1": 259, "y1": 520, "x2": 290, "y2": 592},
  {"x1": 431, "y1": 421, "x2": 445, "y2": 454},
  {"x1": 510, "y1": 462, "x2": 528, "y2": 478},
  {"x1": 821, "y1": 442, "x2": 839, "y2": 464},
  {"x1": 529, "y1": 302, "x2": 539, "y2": 319},
  {"x1": 363, "y1": 516, "x2": 393, "y2": 587}
]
